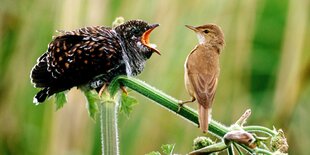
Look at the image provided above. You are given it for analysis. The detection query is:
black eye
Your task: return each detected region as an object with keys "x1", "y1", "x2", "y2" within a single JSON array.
[
  {"x1": 204, "y1": 29, "x2": 210, "y2": 33},
  {"x1": 132, "y1": 28, "x2": 140, "y2": 35}
]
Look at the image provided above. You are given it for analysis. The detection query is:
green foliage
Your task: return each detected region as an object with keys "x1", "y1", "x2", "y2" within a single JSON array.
[
  {"x1": 146, "y1": 144, "x2": 175, "y2": 155},
  {"x1": 161, "y1": 144, "x2": 175, "y2": 155},
  {"x1": 53, "y1": 85, "x2": 139, "y2": 120},
  {"x1": 145, "y1": 151, "x2": 161, "y2": 155},
  {"x1": 54, "y1": 92, "x2": 67, "y2": 110},
  {"x1": 108, "y1": 77, "x2": 121, "y2": 96},
  {"x1": 120, "y1": 92, "x2": 138, "y2": 118},
  {"x1": 193, "y1": 136, "x2": 215, "y2": 150},
  {"x1": 270, "y1": 129, "x2": 288, "y2": 153},
  {"x1": 83, "y1": 90, "x2": 100, "y2": 120}
]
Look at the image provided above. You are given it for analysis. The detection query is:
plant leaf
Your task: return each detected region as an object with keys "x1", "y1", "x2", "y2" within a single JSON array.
[
  {"x1": 108, "y1": 78, "x2": 121, "y2": 96},
  {"x1": 120, "y1": 93, "x2": 138, "y2": 117},
  {"x1": 145, "y1": 151, "x2": 161, "y2": 155},
  {"x1": 161, "y1": 144, "x2": 175, "y2": 155},
  {"x1": 83, "y1": 90, "x2": 100, "y2": 120},
  {"x1": 54, "y1": 92, "x2": 67, "y2": 110}
]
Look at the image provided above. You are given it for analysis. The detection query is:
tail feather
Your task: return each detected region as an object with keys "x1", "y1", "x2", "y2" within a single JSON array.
[
  {"x1": 30, "y1": 55, "x2": 54, "y2": 87},
  {"x1": 33, "y1": 87, "x2": 63, "y2": 104},
  {"x1": 198, "y1": 104, "x2": 211, "y2": 133},
  {"x1": 31, "y1": 53, "x2": 70, "y2": 104},
  {"x1": 33, "y1": 88, "x2": 49, "y2": 104}
]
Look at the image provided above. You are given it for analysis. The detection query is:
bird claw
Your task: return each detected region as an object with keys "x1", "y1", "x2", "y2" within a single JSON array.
[
  {"x1": 98, "y1": 84, "x2": 107, "y2": 97},
  {"x1": 177, "y1": 97, "x2": 196, "y2": 112},
  {"x1": 179, "y1": 97, "x2": 196, "y2": 105},
  {"x1": 98, "y1": 84, "x2": 127, "y2": 97},
  {"x1": 177, "y1": 102, "x2": 184, "y2": 112},
  {"x1": 120, "y1": 85, "x2": 128, "y2": 95}
]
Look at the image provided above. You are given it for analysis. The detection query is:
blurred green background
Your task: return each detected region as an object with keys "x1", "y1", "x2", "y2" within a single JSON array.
[{"x1": 1, "y1": 0, "x2": 309, "y2": 154}]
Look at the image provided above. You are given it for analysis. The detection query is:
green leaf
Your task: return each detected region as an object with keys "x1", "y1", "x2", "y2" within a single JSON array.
[
  {"x1": 120, "y1": 93, "x2": 138, "y2": 117},
  {"x1": 54, "y1": 92, "x2": 67, "y2": 110},
  {"x1": 108, "y1": 77, "x2": 121, "y2": 96},
  {"x1": 83, "y1": 90, "x2": 100, "y2": 120},
  {"x1": 145, "y1": 151, "x2": 161, "y2": 155},
  {"x1": 161, "y1": 144, "x2": 175, "y2": 155}
]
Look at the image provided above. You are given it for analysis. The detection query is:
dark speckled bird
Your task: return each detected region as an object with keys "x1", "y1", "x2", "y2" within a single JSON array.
[{"x1": 30, "y1": 20, "x2": 160, "y2": 104}]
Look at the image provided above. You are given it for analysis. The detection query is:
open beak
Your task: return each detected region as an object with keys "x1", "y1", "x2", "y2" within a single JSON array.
[
  {"x1": 185, "y1": 25, "x2": 199, "y2": 32},
  {"x1": 141, "y1": 23, "x2": 161, "y2": 55}
]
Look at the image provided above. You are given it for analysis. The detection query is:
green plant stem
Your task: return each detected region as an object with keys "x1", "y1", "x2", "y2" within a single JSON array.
[
  {"x1": 227, "y1": 145, "x2": 235, "y2": 155},
  {"x1": 189, "y1": 141, "x2": 228, "y2": 155},
  {"x1": 255, "y1": 148, "x2": 273, "y2": 155},
  {"x1": 109, "y1": 76, "x2": 273, "y2": 154},
  {"x1": 243, "y1": 126, "x2": 276, "y2": 136},
  {"x1": 109, "y1": 76, "x2": 228, "y2": 137},
  {"x1": 233, "y1": 143, "x2": 244, "y2": 155},
  {"x1": 100, "y1": 92, "x2": 119, "y2": 155}
]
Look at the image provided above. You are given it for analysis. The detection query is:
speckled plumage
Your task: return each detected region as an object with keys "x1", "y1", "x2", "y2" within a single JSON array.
[{"x1": 31, "y1": 20, "x2": 159, "y2": 104}]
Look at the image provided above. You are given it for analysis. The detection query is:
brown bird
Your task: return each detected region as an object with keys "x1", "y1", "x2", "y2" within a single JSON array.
[
  {"x1": 180, "y1": 24, "x2": 224, "y2": 133},
  {"x1": 30, "y1": 20, "x2": 160, "y2": 104}
]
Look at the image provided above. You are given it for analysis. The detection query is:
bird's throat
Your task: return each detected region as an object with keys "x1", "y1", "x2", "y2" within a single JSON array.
[{"x1": 197, "y1": 33, "x2": 206, "y2": 45}]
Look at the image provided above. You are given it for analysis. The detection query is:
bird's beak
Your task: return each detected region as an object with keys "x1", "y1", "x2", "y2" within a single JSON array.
[
  {"x1": 149, "y1": 23, "x2": 160, "y2": 29},
  {"x1": 141, "y1": 23, "x2": 161, "y2": 55},
  {"x1": 185, "y1": 25, "x2": 199, "y2": 32}
]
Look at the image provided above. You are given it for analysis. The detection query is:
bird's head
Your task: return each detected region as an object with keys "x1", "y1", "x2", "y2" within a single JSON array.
[
  {"x1": 186, "y1": 24, "x2": 224, "y2": 47},
  {"x1": 115, "y1": 20, "x2": 160, "y2": 59}
]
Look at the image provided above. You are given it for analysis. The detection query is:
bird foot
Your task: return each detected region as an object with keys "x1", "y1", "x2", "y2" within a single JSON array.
[
  {"x1": 179, "y1": 97, "x2": 196, "y2": 105},
  {"x1": 177, "y1": 102, "x2": 184, "y2": 112},
  {"x1": 98, "y1": 84, "x2": 107, "y2": 97},
  {"x1": 120, "y1": 85, "x2": 128, "y2": 95},
  {"x1": 177, "y1": 97, "x2": 196, "y2": 112},
  {"x1": 98, "y1": 84, "x2": 127, "y2": 97}
]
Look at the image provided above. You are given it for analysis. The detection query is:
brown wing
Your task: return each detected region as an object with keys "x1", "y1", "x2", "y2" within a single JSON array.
[
  {"x1": 186, "y1": 45, "x2": 219, "y2": 108},
  {"x1": 188, "y1": 73, "x2": 218, "y2": 108}
]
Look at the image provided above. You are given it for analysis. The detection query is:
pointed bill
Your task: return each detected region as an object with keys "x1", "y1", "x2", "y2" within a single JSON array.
[{"x1": 185, "y1": 25, "x2": 199, "y2": 32}]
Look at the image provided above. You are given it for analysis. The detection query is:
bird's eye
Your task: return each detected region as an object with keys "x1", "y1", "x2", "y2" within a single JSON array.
[
  {"x1": 132, "y1": 28, "x2": 140, "y2": 35},
  {"x1": 204, "y1": 29, "x2": 210, "y2": 33}
]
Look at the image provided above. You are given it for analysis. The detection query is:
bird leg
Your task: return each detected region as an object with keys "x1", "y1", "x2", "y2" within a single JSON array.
[
  {"x1": 120, "y1": 84, "x2": 128, "y2": 95},
  {"x1": 177, "y1": 97, "x2": 196, "y2": 111},
  {"x1": 179, "y1": 96, "x2": 196, "y2": 105},
  {"x1": 98, "y1": 83, "x2": 107, "y2": 97},
  {"x1": 98, "y1": 83, "x2": 128, "y2": 97}
]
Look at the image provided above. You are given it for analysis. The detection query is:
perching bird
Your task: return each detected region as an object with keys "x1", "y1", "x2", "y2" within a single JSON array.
[
  {"x1": 30, "y1": 20, "x2": 160, "y2": 104},
  {"x1": 180, "y1": 24, "x2": 224, "y2": 133}
]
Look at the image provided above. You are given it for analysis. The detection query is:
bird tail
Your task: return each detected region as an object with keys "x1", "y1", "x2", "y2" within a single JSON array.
[
  {"x1": 33, "y1": 88, "x2": 49, "y2": 105},
  {"x1": 31, "y1": 53, "x2": 66, "y2": 104},
  {"x1": 30, "y1": 54, "x2": 55, "y2": 88},
  {"x1": 33, "y1": 87, "x2": 62, "y2": 104},
  {"x1": 198, "y1": 104, "x2": 212, "y2": 133}
]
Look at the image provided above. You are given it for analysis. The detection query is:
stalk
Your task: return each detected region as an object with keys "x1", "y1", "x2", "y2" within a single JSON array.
[
  {"x1": 109, "y1": 76, "x2": 229, "y2": 137},
  {"x1": 108, "y1": 76, "x2": 283, "y2": 154},
  {"x1": 100, "y1": 92, "x2": 119, "y2": 155}
]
